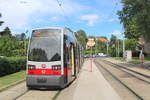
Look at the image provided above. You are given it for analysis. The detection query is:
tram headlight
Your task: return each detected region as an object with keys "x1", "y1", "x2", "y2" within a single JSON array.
[
  {"x1": 28, "y1": 65, "x2": 36, "y2": 70},
  {"x1": 52, "y1": 65, "x2": 61, "y2": 70}
]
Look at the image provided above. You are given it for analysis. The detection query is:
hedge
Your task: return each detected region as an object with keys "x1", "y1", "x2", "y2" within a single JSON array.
[{"x1": 0, "y1": 57, "x2": 26, "y2": 77}]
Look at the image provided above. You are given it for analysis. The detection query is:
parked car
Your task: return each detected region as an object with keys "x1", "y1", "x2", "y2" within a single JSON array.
[
  {"x1": 84, "y1": 54, "x2": 90, "y2": 58},
  {"x1": 0, "y1": 56, "x2": 6, "y2": 58}
]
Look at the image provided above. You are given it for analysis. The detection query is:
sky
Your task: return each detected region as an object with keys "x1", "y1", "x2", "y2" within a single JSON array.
[{"x1": 0, "y1": 0, "x2": 123, "y2": 39}]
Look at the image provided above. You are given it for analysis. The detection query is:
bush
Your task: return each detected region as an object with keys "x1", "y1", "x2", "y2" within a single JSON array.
[{"x1": 0, "y1": 56, "x2": 26, "y2": 76}]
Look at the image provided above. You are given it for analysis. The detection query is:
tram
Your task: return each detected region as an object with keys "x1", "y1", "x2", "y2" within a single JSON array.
[{"x1": 26, "y1": 27, "x2": 84, "y2": 89}]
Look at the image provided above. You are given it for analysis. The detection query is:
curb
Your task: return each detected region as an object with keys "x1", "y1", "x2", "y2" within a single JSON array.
[{"x1": 0, "y1": 78, "x2": 25, "y2": 92}]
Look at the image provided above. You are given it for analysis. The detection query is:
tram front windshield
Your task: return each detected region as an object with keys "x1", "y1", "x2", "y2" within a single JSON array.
[{"x1": 28, "y1": 29, "x2": 61, "y2": 62}]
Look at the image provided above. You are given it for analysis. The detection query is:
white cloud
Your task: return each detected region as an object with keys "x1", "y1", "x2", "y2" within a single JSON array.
[
  {"x1": 109, "y1": 30, "x2": 122, "y2": 36},
  {"x1": 80, "y1": 14, "x2": 99, "y2": 26},
  {"x1": 0, "y1": 0, "x2": 42, "y2": 31},
  {"x1": 0, "y1": 0, "x2": 89, "y2": 33}
]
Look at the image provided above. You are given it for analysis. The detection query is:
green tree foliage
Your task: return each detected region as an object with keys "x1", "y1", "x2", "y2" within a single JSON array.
[
  {"x1": 0, "y1": 13, "x2": 12, "y2": 37},
  {"x1": 75, "y1": 29, "x2": 87, "y2": 50},
  {"x1": 96, "y1": 40, "x2": 107, "y2": 54},
  {"x1": 109, "y1": 35, "x2": 123, "y2": 57},
  {"x1": 0, "y1": 27, "x2": 12, "y2": 37},
  {"x1": 0, "y1": 36, "x2": 26, "y2": 57},
  {"x1": 110, "y1": 35, "x2": 117, "y2": 45},
  {"x1": 125, "y1": 38, "x2": 138, "y2": 52},
  {"x1": 109, "y1": 35, "x2": 117, "y2": 56},
  {"x1": 0, "y1": 13, "x2": 27, "y2": 57},
  {"x1": 118, "y1": 0, "x2": 150, "y2": 42},
  {"x1": 76, "y1": 30, "x2": 87, "y2": 38},
  {"x1": 88, "y1": 36, "x2": 96, "y2": 39},
  {"x1": 15, "y1": 33, "x2": 26, "y2": 41},
  {"x1": 20, "y1": 33, "x2": 26, "y2": 41},
  {"x1": 109, "y1": 34, "x2": 138, "y2": 57}
]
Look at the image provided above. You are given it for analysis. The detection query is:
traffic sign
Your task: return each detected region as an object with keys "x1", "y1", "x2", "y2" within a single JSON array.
[
  {"x1": 87, "y1": 38, "x2": 95, "y2": 72},
  {"x1": 87, "y1": 38, "x2": 95, "y2": 47}
]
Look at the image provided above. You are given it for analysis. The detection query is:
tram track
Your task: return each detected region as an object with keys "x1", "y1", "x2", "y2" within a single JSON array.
[
  {"x1": 13, "y1": 88, "x2": 62, "y2": 100},
  {"x1": 13, "y1": 90, "x2": 29, "y2": 100},
  {"x1": 102, "y1": 59, "x2": 150, "y2": 84},
  {"x1": 94, "y1": 58, "x2": 150, "y2": 100},
  {"x1": 103, "y1": 59, "x2": 150, "y2": 78}
]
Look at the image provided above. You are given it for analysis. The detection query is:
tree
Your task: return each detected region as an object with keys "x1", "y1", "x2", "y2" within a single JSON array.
[
  {"x1": 75, "y1": 30, "x2": 87, "y2": 38},
  {"x1": 0, "y1": 27, "x2": 12, "y2": 37},
  {"x1": 75, "y1": 29, "x2": 87, "y2": 54},
  {"x1": 96, "y1": 40, "x2": 107, "y2": 54},
  {"x1": 109, "y1": 35, "x2": 117, "y2": 56},
  {"x1": 0, "y1": 36, "x2": 26, "y2": 56},
  {"x1": 125, "y1": 39, "x2": 138, "y2": 52},
  {"x1": 75, "y1": 29, "x2": 87, "y2": 49},
  {"x1": 20, "y1": 33, "x2": 26, "y2": 41},
  {"x1": 110, "y1": 35, "x2": 117, "y2": 45},
  {"x1": 118, "y1": 0, "x2": 150, "y2": 42}
]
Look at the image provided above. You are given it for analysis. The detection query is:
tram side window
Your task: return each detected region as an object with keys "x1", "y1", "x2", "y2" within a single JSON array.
[
  {"x1": 75, "y1": 45, "x2": 79, "y2": 68},
  {"x1": 69, "y1": 44, "x2": 73, "y2": 68},
  {"x1": 64, "y1": 35, "x2": 69, "y2": 68}
]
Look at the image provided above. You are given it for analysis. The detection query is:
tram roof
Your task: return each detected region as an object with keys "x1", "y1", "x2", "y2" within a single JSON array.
[{"x1": 32, "y1": 27, "x2": 64, "y2": 31}]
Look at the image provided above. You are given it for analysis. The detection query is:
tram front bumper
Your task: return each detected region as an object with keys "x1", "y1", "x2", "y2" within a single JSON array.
[{"x1": 26, "y1": 75, "x2": 65, "y2": 88}]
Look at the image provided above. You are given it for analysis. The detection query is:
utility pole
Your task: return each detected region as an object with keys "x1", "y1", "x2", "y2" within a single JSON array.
[
  {"x1": 106, "y1": 41, "x2": 109, "y2": 55},
  {"x1": 116, "y1": 39, "x2": 117, "y2": 57},
  {"x1": 123, "y1": 39, "x2": 125, "y2": 58},
  {"x1": 118, "y1": 40, "x2": 119, "y2": 57},
  {"x1": 95, "y1": 38, "x2": 97, "y2": 54}
]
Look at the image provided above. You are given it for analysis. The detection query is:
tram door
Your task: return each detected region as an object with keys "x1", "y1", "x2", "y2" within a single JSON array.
[
  {"x1": 67, "y1": 44, "x2": 75, "y2": 82},
  {"x1": 71, "y1": 45, "x2": 75, "y2": 77}
]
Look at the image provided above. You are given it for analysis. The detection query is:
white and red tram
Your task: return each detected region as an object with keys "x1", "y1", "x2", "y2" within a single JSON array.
[{"x1": 26, "y1": 27, "x2": 84, "y2": 89}]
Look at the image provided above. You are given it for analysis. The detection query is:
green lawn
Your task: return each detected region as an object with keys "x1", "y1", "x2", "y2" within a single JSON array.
[
  {"x1": 129, "y1": 57, "x2": 150, "y2": 64},
  {"x1": 129, "y1": 59, "x2": 141, "y2": 64},
  {"x1": 112, "y1": 57, "x2": 150, "y2": 64},
  {"x1": 0, "y1": 71, "x2": 26, "y2": 88},
  {"x1": 112, "y1": 57, "x2": 125, "y2": 61}
]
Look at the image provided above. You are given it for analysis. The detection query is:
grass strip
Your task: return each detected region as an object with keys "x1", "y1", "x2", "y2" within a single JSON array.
[
  {"x1": 112, "y1": 57, "x2": 150, "y2": 64},
  {"x1": 0, "y1": 71, "x2": 26, "y2": 88},
  {"x1": 112, "y1": 57, "x2": 124, "y2": 61}
]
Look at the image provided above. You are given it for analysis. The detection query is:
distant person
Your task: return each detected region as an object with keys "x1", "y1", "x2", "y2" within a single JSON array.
[{"x1": 139, "y1": 51, "x2": 144, "y2": 64}]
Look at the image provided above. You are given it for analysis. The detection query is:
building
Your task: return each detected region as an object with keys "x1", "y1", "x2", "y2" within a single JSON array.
[{"x1": 96, "y1": 37, "x2": 108, "y2": 43}]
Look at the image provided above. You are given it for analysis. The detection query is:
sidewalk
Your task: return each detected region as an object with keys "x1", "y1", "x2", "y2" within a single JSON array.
[{"x1": 71, "y1": 59, "x2": 121, "y2": 100}]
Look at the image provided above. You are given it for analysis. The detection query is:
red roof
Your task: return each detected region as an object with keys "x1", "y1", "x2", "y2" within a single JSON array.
[{"x1": 96, "y1": 37, "x2": 108, "y2": 43}]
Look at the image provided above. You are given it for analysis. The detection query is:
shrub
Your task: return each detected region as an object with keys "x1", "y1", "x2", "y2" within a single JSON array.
[{"x1": 0, "y1": 57, "x2": 26, "y2": 76}]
